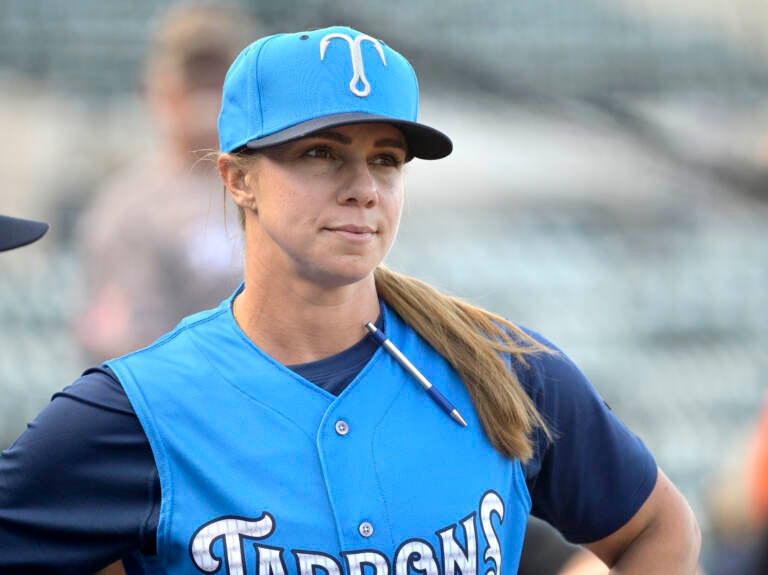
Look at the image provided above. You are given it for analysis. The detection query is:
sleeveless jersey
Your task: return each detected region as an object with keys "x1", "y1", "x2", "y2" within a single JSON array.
[{"x1": 109, "y1": 295, "x2": 531, "y2": 575}]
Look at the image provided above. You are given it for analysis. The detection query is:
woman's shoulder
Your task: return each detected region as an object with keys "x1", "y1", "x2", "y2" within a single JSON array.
[
  {"x1": 508, "y1": 325, "x2": 604, "y2": 416},
  {"x1": 512, "y1": 325, "x2": 658, "y2": 542},
  {"x1": 56, "y1": 365, "x2": 136, "y2": 415},
  {"x1": 0, "y1": 366, "x2": 158, "y2": 565}
]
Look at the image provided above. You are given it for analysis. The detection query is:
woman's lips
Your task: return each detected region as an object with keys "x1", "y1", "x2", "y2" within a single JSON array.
[{"x1": 325, "y1": 225, "x2": 377, "y2": 242}]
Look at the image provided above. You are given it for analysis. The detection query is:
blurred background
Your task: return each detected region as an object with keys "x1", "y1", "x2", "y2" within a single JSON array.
[{"x1": 1, "y1": 1, "x2": 767, "y2": 573}]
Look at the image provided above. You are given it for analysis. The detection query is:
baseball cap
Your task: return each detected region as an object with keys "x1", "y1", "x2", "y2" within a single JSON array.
[
  {"x1": 218, "y1": 26, "x2": 452, "y2": 160},
  {"x1": 0, "y1": 215, "x2": 49, "y2": 252}
]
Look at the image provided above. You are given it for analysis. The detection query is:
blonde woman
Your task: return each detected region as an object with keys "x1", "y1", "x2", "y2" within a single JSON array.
[{"x1": 0, "y1": 26, "x2": 700, "y2": 574}]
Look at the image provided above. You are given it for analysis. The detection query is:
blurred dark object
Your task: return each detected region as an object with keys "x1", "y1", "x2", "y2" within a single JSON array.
[
  {"x1": 0, "y1": 215, "x2": 48, "y2": 252},
  {"x1": 519, "y1": 517, "x2": 582, "y2": 575}
]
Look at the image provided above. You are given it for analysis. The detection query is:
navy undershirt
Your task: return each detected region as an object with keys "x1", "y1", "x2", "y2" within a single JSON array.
[{"x1": 0, "y1": 319, "x2": 657, "y2": 574}]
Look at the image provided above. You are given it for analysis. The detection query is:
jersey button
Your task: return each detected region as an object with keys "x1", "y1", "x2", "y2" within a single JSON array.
[
  {"x1": 358, "y1": 521, "x2": 374, "y2": 537},
  {"x1": 334, "y1": 419, "x2": 350, "y2": 436}
]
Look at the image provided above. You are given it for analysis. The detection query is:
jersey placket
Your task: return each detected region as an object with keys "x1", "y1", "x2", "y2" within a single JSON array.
[{"x1": 315, "y1": 350, "x2": 404, "y2": 556}]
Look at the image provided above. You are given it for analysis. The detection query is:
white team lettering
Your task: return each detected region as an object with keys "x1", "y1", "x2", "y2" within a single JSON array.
[
  {"x1": 344, "y1": 550, "x2": 390, "y2": 575},
  {"x1": 438, "y1": 514, "x2": 477, "y2": 575},
  {"x1": 479, "y1": 492, "x2": 505, "y2": 575},
  {"x1": 258, "y1": 545, "x2": 289, "y2": 575},
  {"x1": 190, "y1": 514, "x2": 275, "y2": 575},
  {"x1": 295, "y1": 551, "x2": 343, "y2": 575},
  {"x1": 190, "y1": 493, "x2": 507, "y2": 575},
  {"x1": 394, "y1": 540, "x2": 440, "y2": 575}
]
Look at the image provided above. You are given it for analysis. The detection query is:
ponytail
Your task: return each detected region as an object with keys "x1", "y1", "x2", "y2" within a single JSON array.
[{"x1": 374, "y1": 265, "x2": 551, "y2": 461}]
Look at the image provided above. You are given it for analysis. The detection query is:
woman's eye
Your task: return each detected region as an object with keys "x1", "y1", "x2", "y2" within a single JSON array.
[
  {"x1": 305, "y1": 146, "x2": 334, "y2": 159},
  {"x1": 372, "y1": 154, "x2": 403, "y2": 168}
]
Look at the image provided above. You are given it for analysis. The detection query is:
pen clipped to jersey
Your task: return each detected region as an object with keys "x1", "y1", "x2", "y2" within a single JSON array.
[{"x1": 364, "y1": 322, "x2": 468, "y2": 427}]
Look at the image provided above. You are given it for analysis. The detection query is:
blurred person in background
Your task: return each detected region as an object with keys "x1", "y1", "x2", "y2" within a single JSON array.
[
  {"x1": 74, "y1": 1, "x2": 256, "y2": 364},
  {"x1": 746, "y1": 401, "x2": 768, "y2": 532},
  {"x1": 705, "y1": 399, "x2": 768, "y2": 575},
  {"x1": 702, "y1": 398, "x2": 768, "y2": 575},
  {"x1": 75, "y1": 4, "x2": 255, "y2": 572},
  {"x1": 747, "y1": 403, "x2": 768, "y2": 574}
]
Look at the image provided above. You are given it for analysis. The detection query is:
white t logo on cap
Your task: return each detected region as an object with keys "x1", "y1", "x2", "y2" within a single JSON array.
[{"x1": 320, "y1": 33, "x2": 387, "y2": 97}]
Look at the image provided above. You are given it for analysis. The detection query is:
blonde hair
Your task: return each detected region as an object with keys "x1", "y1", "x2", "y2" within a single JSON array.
[
  {"x1": 221, "y1": 151, "x2": 551, "y2": 461},
  {"x1": 374, "y1": 266, "x2": 552, "y2": 461}
]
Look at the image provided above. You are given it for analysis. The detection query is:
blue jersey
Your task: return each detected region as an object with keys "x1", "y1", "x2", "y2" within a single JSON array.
[
  {"x1": 109, "y1": 299, "x2": 532, "y2": 575},
  {"x1": 0, "y1": 291, "x2": 657, "y2": 573}
]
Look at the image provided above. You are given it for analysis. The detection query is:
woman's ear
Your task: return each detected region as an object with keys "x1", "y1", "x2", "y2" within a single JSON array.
[{"x1": 218, "y1": 154, "x2": 257, "y2": 211}]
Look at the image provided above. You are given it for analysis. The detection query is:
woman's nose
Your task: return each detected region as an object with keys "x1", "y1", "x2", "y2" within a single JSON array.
[{"x1": 337, "y1": 160, "x2": 379, "y2": 207}]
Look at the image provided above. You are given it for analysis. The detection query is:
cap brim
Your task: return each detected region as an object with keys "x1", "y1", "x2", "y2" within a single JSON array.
[
  {"x1": 0, "y1": 215, "x2": 49, "y2": 252},
  {"x1": 245, "y1": 112, "x2": 452, "y2": 160}
]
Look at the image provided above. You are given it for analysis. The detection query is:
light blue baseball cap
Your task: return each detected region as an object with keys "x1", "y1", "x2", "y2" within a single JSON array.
[{"x1": 218, "y1": 26, "x2": 452, "y2": 159}]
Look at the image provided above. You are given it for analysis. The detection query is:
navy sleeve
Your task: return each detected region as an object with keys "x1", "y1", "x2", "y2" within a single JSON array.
[
  {"x1": 518, "y1": 329, "x2": 658, "y2": 544},
  {"x1": 0, "y1": 367, "x2": 158, "y2": 574}
]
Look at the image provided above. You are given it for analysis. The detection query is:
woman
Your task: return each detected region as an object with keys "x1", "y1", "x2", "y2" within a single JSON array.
[{"x1": 0, "y1": 26, "x2": 700, "y2": 574}]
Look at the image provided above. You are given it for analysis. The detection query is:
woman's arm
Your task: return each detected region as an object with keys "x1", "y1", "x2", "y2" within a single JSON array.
[
  {"x1": 516, "y1": 329, "x2": 701, "y2": 572},
  {"x1": 584, "y1": 467, "x2": 701, "y2": 574},
  {"x1": 0, "y1": 369, "x2": 157, "y2": 573}
]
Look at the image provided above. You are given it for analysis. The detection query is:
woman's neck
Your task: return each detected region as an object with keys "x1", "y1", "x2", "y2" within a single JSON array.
[{"x1": 231, "y1": 274, "x2": 380, "y2": 366}]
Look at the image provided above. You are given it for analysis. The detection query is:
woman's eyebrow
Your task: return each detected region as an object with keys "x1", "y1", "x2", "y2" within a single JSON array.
[
  {"x1": 374, "y1": 138, "x2": 407, "y2": 151},
  {"x1": 307, "y1": 131, "x2": 407, "y2": 151},
  {"x1": 308, "y1": 131, "x2": 351, "y2": 144}
]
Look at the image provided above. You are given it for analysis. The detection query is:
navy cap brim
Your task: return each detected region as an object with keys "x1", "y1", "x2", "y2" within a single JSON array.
[
  {"x1": 244, "y1": 112, "x2": 452, "y2": 160},
  {"x1": 0, "y1": 215, "x2": 49, "y2": 252}
]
